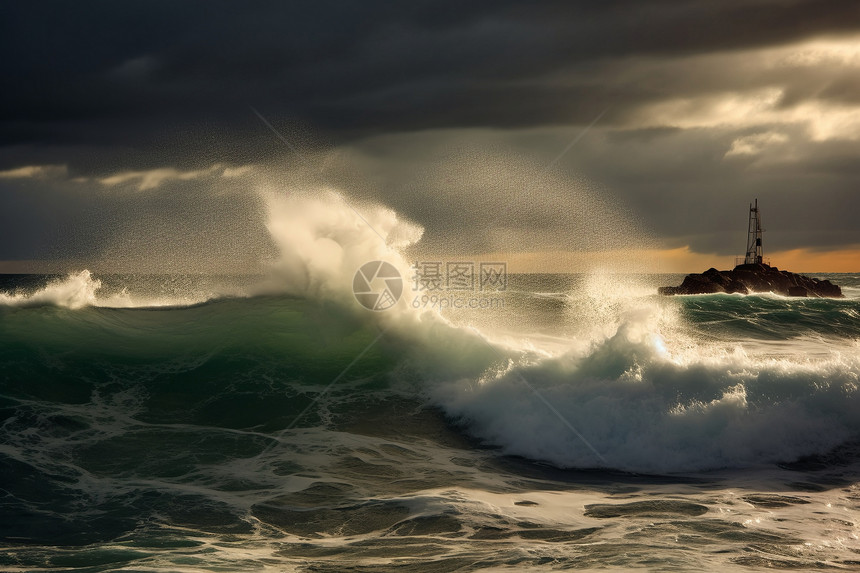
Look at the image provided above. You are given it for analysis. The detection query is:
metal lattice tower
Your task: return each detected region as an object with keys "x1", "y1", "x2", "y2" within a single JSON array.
[{"x1": 744, "y1": 199, "x2": 763, "y2": 265}]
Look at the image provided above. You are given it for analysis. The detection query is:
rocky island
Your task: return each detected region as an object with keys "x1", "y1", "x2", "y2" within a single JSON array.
[
  {"x1": 659, "y1": 263, "x2": 842, "y2": 298},
  {"x1": 659, "y1": 200, "x2": 843, "y2": 298}
]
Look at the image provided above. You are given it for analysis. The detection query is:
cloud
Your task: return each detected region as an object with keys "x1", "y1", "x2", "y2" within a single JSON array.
[
  {"x1": 1, "y1": 2, "x2": 859, "y2": 268},
  {"x1": 99, "y1": 166, "x2": 216, "y2": 190},
  {"x1": 97, "y1": 164, "x2": 252, "y2": 190},
  {"x1": 725, "y1": 132, "x2": 789, "y2": 157},
  {"x1": 0, "y1": 163, "x2": 272, "y2": 271},
  {"x1": 222, "y1": 165, "x2": 254, "y2": 178},
  {"x1": 632, "y1": 90, "x2": 860, "y2": 142},
  {"x1": 3, "y1": 2, "x2": 860, "y2": 151},
  {"x1": 0, "y1": 164, "x2": 67, "y2": 179}
]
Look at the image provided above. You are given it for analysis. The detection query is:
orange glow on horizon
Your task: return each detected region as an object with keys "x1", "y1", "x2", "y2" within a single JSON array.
[
  {"x1": 764, "y1": 248, "x2": 860, "y2": 273},
  {"x1": 643, "y1": 246, "x2": 860, "y2": 274},
  {"x1": 2, "y1": 246, "x2": 858, "y2": 275},
  {"x1": 422, "y1": 245, "x2": 860, "y2": 274}
]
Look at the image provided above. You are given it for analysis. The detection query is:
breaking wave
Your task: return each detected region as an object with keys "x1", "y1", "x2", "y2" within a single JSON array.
[{"x1": 2, "y1": 189, "x2": 858, "y2": 474}]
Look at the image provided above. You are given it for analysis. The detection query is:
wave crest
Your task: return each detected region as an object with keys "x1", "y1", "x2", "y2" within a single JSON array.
[
  {"x1": 0, "y1": 270, "x2": 101, "y2": 309},
  {"x1": 431, "y1": 300, "x2": 860, "y2": 473}
]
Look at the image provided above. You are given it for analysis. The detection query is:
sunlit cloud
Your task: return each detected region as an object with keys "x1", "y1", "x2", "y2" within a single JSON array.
[
  {"x1": 775, "y1": 37, "x2": 860, "y2": 68},
  {"x1": 0, "y1": 164, "x2": 67, "y2": 179},
  {"x1": 222, "y1": 165, "x2": 255, "y2": 178},
  {"x1": 725, "y1": 132, "x2": 789, "y2": 157},
  {"x1": 625, "y1": 35, "x2": 860, "y2": 142},
  {"x1": 635, "y1": 89, "x2": 860, "y2": 142},
  {"x1": 788, "y1": 101, "x2": 860, "y2": 140},
  {"x1": 636, "y1": 88, "x2": 784, "y2": 130},
  {"x1": 98, "y1": 166, "x2": 220, "y2": 190},
  {"x1": 97, "y1": 164, "x2": 254, "y2": 190}
]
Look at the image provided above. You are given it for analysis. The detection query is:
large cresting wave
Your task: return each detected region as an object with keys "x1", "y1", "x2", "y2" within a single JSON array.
[{"x1": 2, "y1": 187, "x2": 859, "y2": 474}]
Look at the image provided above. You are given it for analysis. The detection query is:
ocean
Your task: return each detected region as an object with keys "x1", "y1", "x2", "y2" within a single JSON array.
[{"x1": 1, "y1": 267, "x2": 859, "y2": 572}]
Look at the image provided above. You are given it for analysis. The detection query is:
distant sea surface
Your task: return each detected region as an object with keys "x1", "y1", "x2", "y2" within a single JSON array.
[{"x1": 2, "y1": 271, "x2": 859, "y2": 571}]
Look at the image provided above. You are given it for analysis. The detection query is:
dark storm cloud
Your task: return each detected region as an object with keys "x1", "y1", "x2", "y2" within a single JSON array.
[
  {"x1": 2, "y1": 0, "x2": 860, "y2": 171},
  {"x1": 2, "y1": 1, "x2": 860, "y2": 267}
]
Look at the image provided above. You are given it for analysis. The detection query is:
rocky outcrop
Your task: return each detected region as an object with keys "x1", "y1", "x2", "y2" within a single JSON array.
[{"x1": 659, "y1": 263, "x2": 842, "y2": 298}]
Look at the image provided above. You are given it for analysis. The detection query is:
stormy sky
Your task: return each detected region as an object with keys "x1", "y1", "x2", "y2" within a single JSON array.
[{"x1": 2, "y1": 1, "x2": 860, "y2": 272}]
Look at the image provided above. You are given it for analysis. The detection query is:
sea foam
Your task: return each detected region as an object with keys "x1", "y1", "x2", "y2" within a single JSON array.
[
  {"x1": 3, "y1": 190, "x2": 858, "y2": 474},
  {"x1": 0, "y1": 270, "x2": 101, "y2": 309}
]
